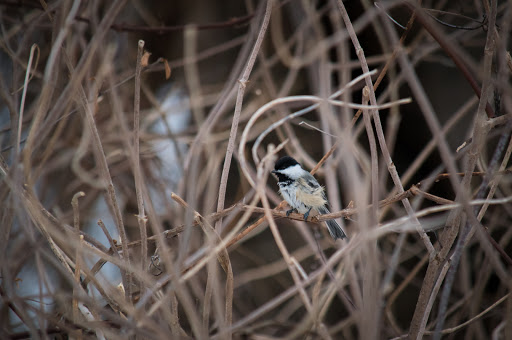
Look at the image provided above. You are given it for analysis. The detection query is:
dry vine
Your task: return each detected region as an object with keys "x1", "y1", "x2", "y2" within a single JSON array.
[{"x1": 0, "y1": 0, "x2": 511, "y2": 339}]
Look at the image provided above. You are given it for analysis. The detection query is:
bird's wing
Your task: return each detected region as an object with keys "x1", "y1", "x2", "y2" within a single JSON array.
[
  {"x1": 302, "y1": 173, "x2": 331, "y2": 204},
  {"x1": 301, "y1": 172, "x2": 321, "y2": 189}
]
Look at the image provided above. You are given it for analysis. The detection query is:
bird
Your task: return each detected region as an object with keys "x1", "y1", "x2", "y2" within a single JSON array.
[{"x1": 271, "y1": 156, "x2": 347, "y2": 240}]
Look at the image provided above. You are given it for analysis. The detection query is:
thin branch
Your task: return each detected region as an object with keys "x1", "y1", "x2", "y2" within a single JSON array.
[
  {"x1": 133, "y1": 39, "x2": 148, "y2": 290},
  {"x1": 401, "y1": 2, "x2": 495, "y2": 118},
  {"x1": 336, "y1": 0, "x2": 435, "y2": 260},
  {"x1": 75, "y1": 13, "x2": 254, "y2": 34},
  {"x1": 171, "y1": 193, "x2": 234, "y2": 339},
  {"x1": 216, "y1": 0, "x2": 274, "y2": 231},
  {"x1": 434, "y1": 0, "x2": 497, "y2": 338}
]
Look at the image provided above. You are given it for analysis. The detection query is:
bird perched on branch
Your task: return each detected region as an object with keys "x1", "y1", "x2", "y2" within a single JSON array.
[{"x1": 271, "y1": 156, "x2": 347, "y2": 240}]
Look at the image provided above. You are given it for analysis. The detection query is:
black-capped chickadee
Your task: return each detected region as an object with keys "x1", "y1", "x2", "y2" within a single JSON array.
[{"x1": 271, "y1": 156, "x2": 347, "y2": 240}]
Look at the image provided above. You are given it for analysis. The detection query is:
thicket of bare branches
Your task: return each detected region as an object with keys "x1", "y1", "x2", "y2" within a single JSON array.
[{"x1": 1, "y1": 0, "x2": 511, "y2": 339}]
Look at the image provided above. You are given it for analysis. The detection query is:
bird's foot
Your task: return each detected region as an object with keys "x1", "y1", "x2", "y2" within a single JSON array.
[
  {"x1": 286, "y1": 208, "x2": 296, "y2": 217},
  {"x1": 303, "y1": 207, "x2": 312, "y2": 221}
]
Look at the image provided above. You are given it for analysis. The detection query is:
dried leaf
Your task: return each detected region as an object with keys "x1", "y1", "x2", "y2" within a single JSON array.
[
  {"x1": 164, "y1": 59, "x2": 171, "y2": 79},
  {"x1": 141, "y1": 51, "x2": 151, "y2": 67}
]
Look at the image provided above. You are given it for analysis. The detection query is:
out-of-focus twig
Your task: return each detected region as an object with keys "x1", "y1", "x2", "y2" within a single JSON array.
[
  {"x1": 216, "y1": 0, "x2": 274, "y2": 233},
  {"x1": 402, "y1": 1, "x2": 495, "y2": 119},
  {"x1": 133, "y1": 39, "x2": 148, "y2": 288}
]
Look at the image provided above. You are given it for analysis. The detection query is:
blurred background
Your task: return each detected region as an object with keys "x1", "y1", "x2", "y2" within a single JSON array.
[{"x1": 0, "y1": 0, "x2": 511, "y2": 339}]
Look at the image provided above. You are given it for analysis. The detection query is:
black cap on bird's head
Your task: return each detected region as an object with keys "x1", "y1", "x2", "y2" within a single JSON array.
[{"x1": 273, "y1": 156, "x2": 300, "y2": 172}]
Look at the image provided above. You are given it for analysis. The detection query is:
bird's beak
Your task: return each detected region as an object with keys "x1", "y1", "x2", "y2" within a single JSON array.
[{"x1": 271, "y1": 170, "x2": 277, "y2": 174}]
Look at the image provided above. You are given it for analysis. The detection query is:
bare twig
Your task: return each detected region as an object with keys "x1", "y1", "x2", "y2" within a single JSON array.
[
  {"x1": 401, "y1": 2, "x2": 495, "y2": 118},
  {"x1": 133, "y1": 39, "x2": 148, "y2": 288},
  {"x1": 216, "y1": 0, "x2": 273, "y2": 231},
  {"x1": 2, "y1": 1, "x2": 512, "y2": 338},
  {"x1": 72, "y1": 61, "x2": 131, "y2": 300},
  {"x1": 74, "y1": 13, "x2": 254, "y2": 34},
  {"x1": 15, "y1": 44, "x2": 38, "y2": 163},
  {"x1": 434, "y1": 1, "x2": 497, "y2": 338},
  {"x1": 171, "y1": 193, "x2": 234, "y2": 339}
]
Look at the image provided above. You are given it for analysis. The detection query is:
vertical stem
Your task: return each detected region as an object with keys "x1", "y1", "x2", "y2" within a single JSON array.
[
  {"x1": 215, "y1": 0, "x2": 274, "y2": 230},
  {"x1": 334, "y1": 0, "x2": 435, "y2": 256},
  {"x1": 133, "y1": 40, "x2": 148, "y2": 285},
  {"x1": 433, "y1": 2, "x2": 497, "y2": 336},
  {"x1": 72, "y1": 191, "x2": 85, "y2": 340},
  {"x1": 360, "y1": 85, "x2": 381, "y2": 339},
  {"x1": 16, "y1": 45, "x2": 37, "y2": 164}
]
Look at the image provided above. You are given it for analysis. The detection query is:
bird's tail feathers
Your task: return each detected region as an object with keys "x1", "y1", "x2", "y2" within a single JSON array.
[{"x1": 317, "y1": 206, "x2": 347, "y2": 240}]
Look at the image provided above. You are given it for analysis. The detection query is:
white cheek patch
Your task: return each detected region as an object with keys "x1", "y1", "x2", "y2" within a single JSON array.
[{"x1": 280, "y1": 164, "x2": 305, "y2": 179}]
